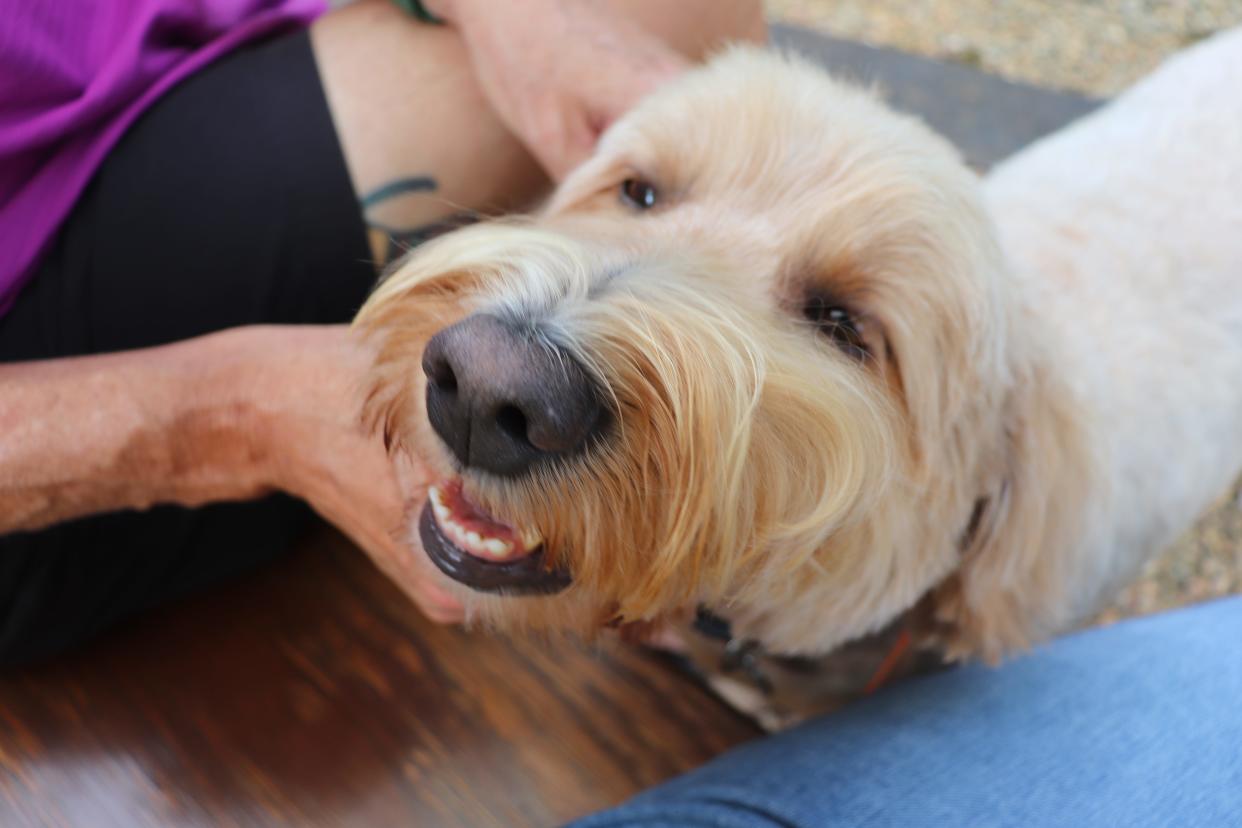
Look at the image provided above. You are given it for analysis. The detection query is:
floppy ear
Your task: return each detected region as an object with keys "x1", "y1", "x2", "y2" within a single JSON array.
[{"x1": 934, "y1": 362, "x2": 1095, "y2": 662}]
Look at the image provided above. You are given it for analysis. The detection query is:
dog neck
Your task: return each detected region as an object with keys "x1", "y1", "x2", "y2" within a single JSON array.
[{"x1": 681, "y1": 494, "x2": 992, "y2": 724}]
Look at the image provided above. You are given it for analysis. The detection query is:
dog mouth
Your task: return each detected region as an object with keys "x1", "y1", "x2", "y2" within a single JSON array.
[{"x1": 418, "y1": 479, "x2": 572, "y2": 595}]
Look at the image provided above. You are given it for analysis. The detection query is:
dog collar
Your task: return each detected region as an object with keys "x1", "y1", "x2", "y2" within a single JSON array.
[
  {"x1": 692, "y1": 605, "x2": 918, "y2": 697},
  {"x1": 691, "y1": 495, "x2": 990, "y2": 698}
]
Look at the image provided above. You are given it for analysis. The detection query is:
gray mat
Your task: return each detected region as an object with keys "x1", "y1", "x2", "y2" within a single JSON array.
[{"x1": 771, "y1": 24, "x2": 1101, "y2": 169}]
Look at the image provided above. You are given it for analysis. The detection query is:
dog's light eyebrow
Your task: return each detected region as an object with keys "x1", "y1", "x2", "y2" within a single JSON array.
[
  {"x1": 587, "y1": 264, "x2": 629, "y2": 299},
  {"x1": 600, "y1": 264, "x2": 629, "y2": 283}
]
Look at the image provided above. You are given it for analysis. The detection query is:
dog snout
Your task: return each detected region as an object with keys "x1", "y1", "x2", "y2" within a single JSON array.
[{"x1": 421, "y1": 314, "x2": 606, "y2": 476}]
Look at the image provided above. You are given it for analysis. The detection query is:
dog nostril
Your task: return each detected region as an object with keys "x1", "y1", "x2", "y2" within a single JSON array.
[
  {"x1": 495, "y1": 404, "x2": 531, "y2": 446},
  {"x1": 429, "y1": 361, "x2": 458, "y2": 393}
]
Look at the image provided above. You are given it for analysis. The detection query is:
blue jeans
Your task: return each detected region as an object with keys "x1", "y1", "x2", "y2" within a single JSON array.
[{"x1": 572, "y1": 597, "x2": 1242, "y2": 827}]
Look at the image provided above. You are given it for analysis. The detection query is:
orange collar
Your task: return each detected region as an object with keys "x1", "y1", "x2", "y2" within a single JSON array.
[{"x1": 861, "y1": 627, "x2": 914, "y2": 695}]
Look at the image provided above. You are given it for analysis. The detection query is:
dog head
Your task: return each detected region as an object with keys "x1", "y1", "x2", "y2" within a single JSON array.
[{"x1": 355, "y1": 48, "x2": 1088, "y2": 661}]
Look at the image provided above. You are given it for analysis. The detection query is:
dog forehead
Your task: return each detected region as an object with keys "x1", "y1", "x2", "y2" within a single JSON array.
[
  {"x1": 545, "y1": 46, "x2": 993, "y2": 318},
  {"x1": 608, "y1": 49, "x2": 903, "y2": 193},
  {"x1": 580, "y1": 47, "x2": 971, "y2": 258}
]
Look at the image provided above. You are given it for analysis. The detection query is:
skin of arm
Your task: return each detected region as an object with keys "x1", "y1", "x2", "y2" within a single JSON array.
[
  {"x1": 1, "y1": 329, "x2": 280, "y2": 533},
  {"x1": 0, "y1": 326, "x2": 464, "y2": 621}
]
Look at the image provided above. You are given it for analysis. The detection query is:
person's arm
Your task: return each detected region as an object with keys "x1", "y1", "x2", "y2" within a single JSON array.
[
  {"x1": 0, "y1": 330, "x2": 278, "y2": 532},
  {"x1": 0, "y1": 326, "x2": 463, "y2": 621},
  {"x1": 426, "y1": 0, "x2": 767, "y2": 179}
]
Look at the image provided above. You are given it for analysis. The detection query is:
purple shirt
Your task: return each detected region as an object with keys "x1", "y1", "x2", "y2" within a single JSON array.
[{"x1": 0, "y1": 0, "x2": 326, "y2": 317}]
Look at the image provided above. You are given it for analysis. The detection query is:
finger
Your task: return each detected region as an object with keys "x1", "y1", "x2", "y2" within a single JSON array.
[
  {"x1": 352, "y1": 523, "x2": 465, "y2": 624},
  {"x1": 411, "y1": 576, "x2": 465, "y2": 622},
  {"x1": 545, "y1": 107, "x2": 605, "y2": 181},
  {"x1": 595, "y1": 51, "x2": 688, "y2": 130},
  {"x1": 415, "y1": 590, "x2": 466, "y2": 624},
  {"x1": 376, "y1": 551, "x2": 465, "y2": 624},
  {"x1": 528, "y1": 105, "x2": 584, "y2": 181},
  {"x1": 402, "y1": 532, "x2": 468, "y2": 622}
]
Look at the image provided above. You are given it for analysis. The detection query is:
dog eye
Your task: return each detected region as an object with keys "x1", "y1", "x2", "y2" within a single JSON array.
[
  {"x1": 620, "y1": 178, "x2": 658, "y2": 210},
  {"x1": 802, "y1": 294, "x2": 868, "y2": 359}
]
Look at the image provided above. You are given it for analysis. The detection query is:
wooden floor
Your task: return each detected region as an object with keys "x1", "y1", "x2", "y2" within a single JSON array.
[{"x1": 0, "y1": 528, "x2": 758, "y2": 827}]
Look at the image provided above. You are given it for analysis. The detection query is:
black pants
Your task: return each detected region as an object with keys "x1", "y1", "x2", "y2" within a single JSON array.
[{"x1": 0, "y1": 31, "x2": 375, "y2": 665}]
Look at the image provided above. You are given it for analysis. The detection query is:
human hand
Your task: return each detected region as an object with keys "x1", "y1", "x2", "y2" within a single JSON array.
[
  {"x1": 429, "y1": 0, "x2": 689, "y2": 180},
  {"x1": 257, "y1": 326, "x2": 464, "y2": 624}
]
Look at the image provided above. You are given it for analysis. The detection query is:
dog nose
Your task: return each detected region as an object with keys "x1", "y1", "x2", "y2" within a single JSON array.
[{"x1": 421, "y1": 314, "x2": 606, "y2": 476}]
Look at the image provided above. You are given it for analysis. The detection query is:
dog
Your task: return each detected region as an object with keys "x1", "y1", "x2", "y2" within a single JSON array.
[{"x1": 354, "y1": 29, "x2": 1242, "y2": 721}]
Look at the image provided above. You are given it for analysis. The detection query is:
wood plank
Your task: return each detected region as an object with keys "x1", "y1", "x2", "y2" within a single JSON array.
[{"x1": 0, "y1": 528, "x2": 758, "y2": 827}]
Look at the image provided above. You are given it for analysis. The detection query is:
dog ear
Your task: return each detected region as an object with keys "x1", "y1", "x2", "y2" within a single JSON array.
[{"x1": 934, "y1": 363, "x2": 1094, "y2": 663}]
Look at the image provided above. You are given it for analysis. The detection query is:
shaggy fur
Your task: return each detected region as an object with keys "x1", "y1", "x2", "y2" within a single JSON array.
[{"x1": 355, "y1": 29, "x2": 1242, "y2": 668}]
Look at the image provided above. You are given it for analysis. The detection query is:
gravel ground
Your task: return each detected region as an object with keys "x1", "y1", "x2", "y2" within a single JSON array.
[
  {"x1": 765, "y1": 0, "x2": 1242, "y2": 95},
  {"x1": 1096, "y1": 481, "x2": 1242, "y2": 625},
  {"x1": 764, "y1": 0, "x2": 1242, "y2": 624}
]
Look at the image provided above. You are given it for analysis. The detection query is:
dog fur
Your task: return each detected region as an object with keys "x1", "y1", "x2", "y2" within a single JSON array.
[{"x1": 355, "y1": 29, "x2": 1242, "y2": 669}]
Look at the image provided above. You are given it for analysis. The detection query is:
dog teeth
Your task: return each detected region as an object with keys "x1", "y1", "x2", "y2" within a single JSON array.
[
  {"x1": 482, "y1": 538, "x2": 512, "y2": 558},
  {"x1": 426, "y1": 482, "x2": 536, "y2": 560},
  {"x1": 430, "y1": 493, "x2": 451, "y2": 523},
  {"x1": 442, "y1": 515, "x2": 508, "y2": 559}
]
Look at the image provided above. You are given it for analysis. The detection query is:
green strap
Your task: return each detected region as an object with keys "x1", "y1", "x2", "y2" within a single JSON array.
[{"x1": 390, "y1": 0, "x2": 443, "y2": 24}]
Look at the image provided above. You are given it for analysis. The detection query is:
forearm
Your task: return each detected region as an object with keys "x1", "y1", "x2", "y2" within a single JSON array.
[
  {"x1": 0, "y1": 325, "x2": 463, "y2": 620},
  {"x1": 0, "y1": 329, "x2": 281, "y2": 533},
  {"x1": 429, "y1": 0, "x2": 768, "y2": 54},
  {"x1": 602, "y1": 0, "x2": 769, "y2": 56}
]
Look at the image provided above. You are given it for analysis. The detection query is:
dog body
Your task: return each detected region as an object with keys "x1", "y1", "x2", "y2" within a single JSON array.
[
  {"x1": 982, "y1": 27, "x2": 1242, "y2": 644},
  {"x1": 357, "y1": 29, "x2": 1242, "y2": 672}
]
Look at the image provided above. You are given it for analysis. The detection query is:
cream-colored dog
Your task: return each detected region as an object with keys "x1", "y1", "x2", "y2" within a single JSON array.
[{"x1": 355, "y1": 28, "x2": 1242, "y2": 702}]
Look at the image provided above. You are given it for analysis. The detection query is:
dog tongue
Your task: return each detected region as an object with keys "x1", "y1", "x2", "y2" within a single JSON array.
[{"x1": 428, "y1": 480, "x2": 542, "y2": 562}]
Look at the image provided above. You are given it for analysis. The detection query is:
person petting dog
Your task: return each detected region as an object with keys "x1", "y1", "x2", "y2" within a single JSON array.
[
  {"x1": 0, "y1": 0, "x2": 764, "y2": 662},
  {"x1": 4, "y1": 2, "x2": 1242, "y2": 825}
]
